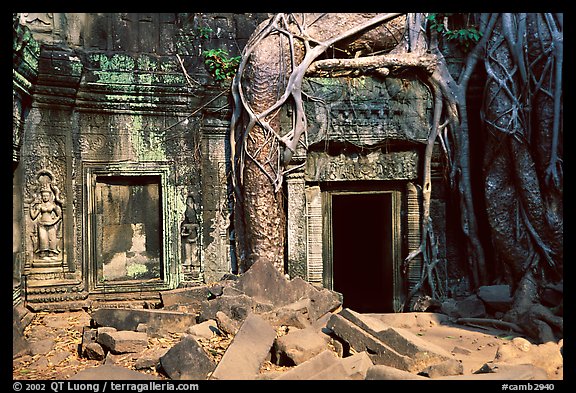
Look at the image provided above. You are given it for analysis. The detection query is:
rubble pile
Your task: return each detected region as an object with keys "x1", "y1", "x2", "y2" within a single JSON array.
[{"x1": 71, "y1": 259, "x2": 562, "y2": 380}]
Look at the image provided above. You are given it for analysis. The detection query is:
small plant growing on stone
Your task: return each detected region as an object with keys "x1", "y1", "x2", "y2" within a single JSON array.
[{"x1": 202, "y1": 48, "x2": 241, "y2": 81}]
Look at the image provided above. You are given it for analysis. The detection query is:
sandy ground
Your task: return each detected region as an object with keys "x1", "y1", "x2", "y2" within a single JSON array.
[{"x1": 12, "y1": 309, "x2": 562, "y2": 380}]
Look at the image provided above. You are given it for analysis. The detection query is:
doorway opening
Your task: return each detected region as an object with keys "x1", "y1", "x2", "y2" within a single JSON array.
[{"x1": 329, "y1": 191, "x2": 398, "y2": 313}]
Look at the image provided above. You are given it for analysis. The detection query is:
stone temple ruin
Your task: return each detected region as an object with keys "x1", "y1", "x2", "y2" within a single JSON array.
[
  {"x1": 15, "y1": 13, "x2": 561, "y2": 381},
  {"x1": 13, "y1": 13, "x2": 463, "y2": 312}
]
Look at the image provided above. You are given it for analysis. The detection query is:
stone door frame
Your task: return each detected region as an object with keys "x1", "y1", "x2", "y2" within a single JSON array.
[
  {"x1": 82, "y1": 161, "x2": 179, "y2": 294},
  {"x1": 321, "y1": 186, "x2": 403, "y2": 312}
]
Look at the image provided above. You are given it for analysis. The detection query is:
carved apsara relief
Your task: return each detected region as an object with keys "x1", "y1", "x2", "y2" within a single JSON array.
[
  {"x1": 180, "y1": 193, "x2": 200, "y2": 279},
  {"x1": 27, "y1": 169, "x2": 64, "y2": 262}
]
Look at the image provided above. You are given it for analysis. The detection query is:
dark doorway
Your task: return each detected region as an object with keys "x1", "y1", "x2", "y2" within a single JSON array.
[{"x1": 331, "y1": 193, "x2": 394, "y2": 313}]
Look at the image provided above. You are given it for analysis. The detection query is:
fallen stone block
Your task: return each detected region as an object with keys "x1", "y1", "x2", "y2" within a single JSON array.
[
  {"x1": 70, "y1": 364, "x2": 158, "y2": 380},
  {"x1": 327, "y1": 313, "x2": 413, "y2": 371},
  {"x1": 335, "y1": 308, "x2": 452, "y2": 372},
  {"x1": 159, "y1": 335, "x2": 215, "y2": 379},
  {"x1": 340, "y1": 351, "x2": 374, "y2": 380},
  {"x1": 477, "y1": 284, "x2": 513, "y2": 313},
  {"x1": 365, "y1": 365, "x2": 429, "y2": 380},
  {"x1": 29, "y1": 339, "x2": 54, "y2": 356},
  {"x1": 80, "y1": 327, "x2": 98, "y2": 356},
  {"x1": 210, "y1": 313, "x2": 276, "y2": 380},
  {"x1": 275, "y1": 350, "x2": 372, "y2": 380},
  {"x1": 134, "y1": 347, "x2": 169, "y2": 370},
  {"x1": 261, "y1": 298, "x2": 313, "y2": 329},
  {"x1": 452, "y1": 345, "x2": 472, "y2": 356},
  {"x1": 275, "y1": 350, "x2": 341, "y2": 380},
  {"x1": 160, "y1": 286, "x2": 210, "y2": 310},
  {"x1": 198, "y1": 294, "x2": 273, "y2": 324},
  {"x1": 91, "y1": 308, "x2": 197, "y2": 337},
  {"x1": 454, "y1": 294, "x2": 486, "y2": 318},
  {"x1": 233, "y1": 258, "x2": 341, "y2": 320},
  {"x1": 96, "y1": 330, "x2": 148, "y2": 354},
  {"x1": 215, "y1": 311, "x2": 240, "y2": 336},
  {"x1": 274, "y1": 326, "x2": 331, "y2": 366},
  {"x1": 82, "y1": 342, "x2": 106, "y2": 360},
  {"x1": 419, "y1": 358, "x2": 463, "y2": 378},
  {"x1": 187, "y1": 319, "x2": 221, "y2": 339},
  {"x1": 492, "y1": 338, "x2": 563, "y2": 379}
]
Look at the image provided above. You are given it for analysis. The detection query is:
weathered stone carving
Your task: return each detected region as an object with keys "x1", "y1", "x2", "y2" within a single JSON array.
[
  {"x1": 20, "y1": 13, "x2": 53, "y2": 33},
  {"x1": 28, "y1": 169, "x2": 63, "y2": 262},
  {"x1": 305, "y1": 150, "x2": 419, "y2": 182},
  {"x1": 302, "y1": 76, "x2": 432, "y2": 146},
  {"x1": 181, "y1": 193, "x2": 200, "y2": 279}
]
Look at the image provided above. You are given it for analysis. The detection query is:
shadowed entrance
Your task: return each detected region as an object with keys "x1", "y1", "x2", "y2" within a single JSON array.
[{"x1": 331, "y1": 193, "x2": 394, "y2": 313}]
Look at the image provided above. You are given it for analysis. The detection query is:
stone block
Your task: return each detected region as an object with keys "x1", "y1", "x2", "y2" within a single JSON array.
[
  {"x1": 366, "y1": 312, "x2": 448, "y2": 329},
  {"x1": 340, "y1": 351, "x2": 374, "y2": 380},
  {"x1": 96, "y1": 330, "x2": 148, "y2": 354},
  {"x1": 261, "y1": 298, "x2": 314, "y2": 329},
  {"x1": 454, "y1": 294, "x2": 486, "y2": 318},
  {"x1": 341, "y1": 309, "x2": 451, "y2": 359},
  {"x1": 419, "y1": 358, "x2": 463, "y2": 378},
  {"x1": 477, "y1": 285, "x2": 513, "y2": 313},
  {"x1": 80, "y1": 327, "x2": 98, "y2": 354},
  {"x1": 82, "y1": 342, "x2": 106, "y2": 360},
  {"x1": 91, "y1": 308, "x2": 197, "y2": 337},
  {"x1": 159, "y1": 336, "x2": 215, "y2": 380},
  {"x1": 275, "y1": 350, "x2": 340, "y2": 380},
  {"x1": 276, "y1": 350, "x2": 371, "y2": 380},
  {"x1": 160, "y1": 286, "x2": 210, "y2": 309},
  {"x1": 233, "y1": 258, "x2": 341, "y2": 318},
  {"x1": 365, "y1": 365, "x2": 429, "y2": 380},
  {"x1": 134, "y1": 347, "x2": 169, "y2": 370},
  {"x1": 274, "y1": 327, "x2": 331, "y2": 366},
  {"x1": 13, "y1": 306, "x2": 31, "y2": 358},
  {"x1": 210, "y1": 313, "x2": 276, "y2": 380},
  {"x1": 187, "y1": 319, "x2": 221, "y2": 339},
  {"x1": 327, "y1": 313, "x2": 412, "y2": 371},
  {"x1": 13, "y1": 321, "x2": 30, "y2": 358},
  {"x1": 215, "y1": 311, "x2": 240, "y2": 336},
  {"x1": 328, "y1": 309, "x2": 451, "y2": 373},
  {"x1": 198, "y1": 294, "x2": 272, "y2": 324}
]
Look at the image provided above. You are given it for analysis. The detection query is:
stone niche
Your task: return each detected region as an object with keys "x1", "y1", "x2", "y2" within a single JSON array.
[{"x1": 286, "y1": 75, "x2": 433, "y2": 313}]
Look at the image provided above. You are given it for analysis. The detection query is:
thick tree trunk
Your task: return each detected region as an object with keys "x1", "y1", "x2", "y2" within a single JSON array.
[
  {"x1": 236, "y1": 31, "x2": 291, "y2": 273},
  {"x1": 482, "y1": 13, "x2": 562, "y2": 343}
]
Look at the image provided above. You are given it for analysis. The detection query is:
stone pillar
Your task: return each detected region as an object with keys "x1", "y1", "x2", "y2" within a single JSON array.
[
  {"x1": 305, "y1": 185, "x2": 323, "y2": 285},
  {"x1": 286, "y1": 171, "x2": 306, "y2": 280},
  {"x1": 201, "y1": 120, "x2": 233, "y2": 283}
]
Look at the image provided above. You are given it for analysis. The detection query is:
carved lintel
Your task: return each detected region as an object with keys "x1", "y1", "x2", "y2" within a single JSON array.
[{"x1": 305, "y1": 150, "x2": 419, "y2": 182}]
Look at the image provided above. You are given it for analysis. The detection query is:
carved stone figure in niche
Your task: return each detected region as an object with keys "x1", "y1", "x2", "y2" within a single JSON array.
[
  {"x1": 181, "y1": 193, "x2": 200, "y2": 277},
  {"x1": 29, "y1": 170, "x2": 63, "y2": 260}
]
